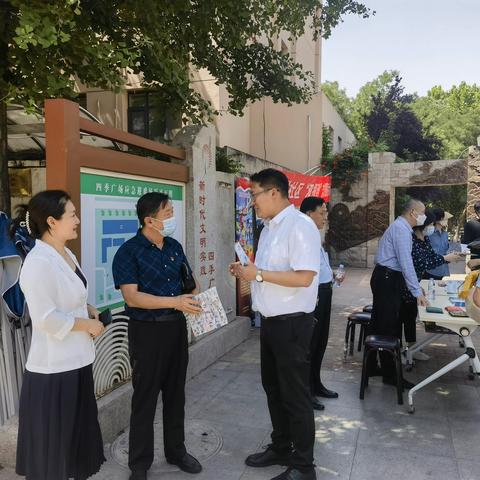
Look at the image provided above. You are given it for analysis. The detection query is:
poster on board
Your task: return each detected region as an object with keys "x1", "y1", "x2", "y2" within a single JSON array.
[
  {"x1": 235, "y1": 177, "x2": 255, "y2": 261},
  {"x1": 80, "y1": 168, "x2": 186, "y2": 311}
]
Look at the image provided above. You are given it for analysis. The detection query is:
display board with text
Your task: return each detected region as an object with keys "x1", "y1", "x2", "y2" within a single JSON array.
[{"x1": 80, "y1": 168, "x2": 185, "y2": 311}]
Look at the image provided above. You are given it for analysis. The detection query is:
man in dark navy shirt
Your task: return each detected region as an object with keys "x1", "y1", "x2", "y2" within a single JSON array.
[{"x1": 113, "y1": 192, "x2": 202, "y2": 480}]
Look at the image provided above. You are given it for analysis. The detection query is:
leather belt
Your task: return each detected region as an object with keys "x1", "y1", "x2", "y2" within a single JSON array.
[
  {"x1": 375, "y1": 264, "x2": 402, "y2": 276},
  {"x1": 132, "y1": 312, "x2": 184, "y2": 323},
  {"x1": 261, "y1": 312, "x2": 307, "y2": 321}
]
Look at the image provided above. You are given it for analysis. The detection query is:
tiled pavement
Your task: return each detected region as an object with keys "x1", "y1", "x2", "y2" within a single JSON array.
[{"x1": 2, "y1": 267, "x2": 480, "y2": 480}]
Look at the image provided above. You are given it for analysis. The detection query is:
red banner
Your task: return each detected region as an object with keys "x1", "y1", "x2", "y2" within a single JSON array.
[
  {"x1": 285, "y1": 172, "x2": 331, "y2": 207},
  {"x1": 235, "y1": 173, "x2": 331, "y2": 208}
]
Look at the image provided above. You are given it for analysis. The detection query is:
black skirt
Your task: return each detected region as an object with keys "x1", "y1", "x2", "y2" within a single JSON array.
[{"x1": 16, "y1": 364, "x2": 105, "y2": 480}]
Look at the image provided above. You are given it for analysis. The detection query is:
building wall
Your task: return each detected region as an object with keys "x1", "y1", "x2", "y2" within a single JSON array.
[
  {"x1": 77, "y1": 22, "x2": 324, "y2": 174},
  {"x1": 322, "y1": 92, "x2": 356, "y2": 154},
  {"x1": 249, "y1": 93, "x2": 323, "y2": 173},
  {"x1": 216, "y1": 85, "x2": 251, "y2": 155}
]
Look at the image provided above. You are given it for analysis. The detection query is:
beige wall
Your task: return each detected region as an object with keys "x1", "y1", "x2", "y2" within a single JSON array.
[
  {"x1": 191, "y1": 25, "x2": 324, "y2": 173},
  {"x1": 249, "y1": 93, "x2": 323, "y2": 173},
  {"x1": 322, "y1": 92, "x2": 356, "y2": 153},
  {"x1": 77, "y1": 23, "x2": 325, "y2": 174}
]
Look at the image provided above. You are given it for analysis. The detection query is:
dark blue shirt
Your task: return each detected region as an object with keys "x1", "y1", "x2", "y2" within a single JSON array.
[{"x1": 112, "y1": 230, "x2": 192, "y2": 321}]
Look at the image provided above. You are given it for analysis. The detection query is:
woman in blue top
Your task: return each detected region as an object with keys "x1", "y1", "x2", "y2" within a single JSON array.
[{"x1": 425, "y1": 208, "x2": 451, "y2": 280}]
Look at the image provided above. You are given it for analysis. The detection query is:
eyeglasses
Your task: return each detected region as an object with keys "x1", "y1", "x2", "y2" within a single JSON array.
[{"x1": 251, "y1": 188, "x2": 275, "y2": 201}]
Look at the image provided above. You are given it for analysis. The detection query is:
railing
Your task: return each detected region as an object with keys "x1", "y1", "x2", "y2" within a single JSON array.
[{"x1": 0, "y1": 309, "x2": 133, "y2": 427}]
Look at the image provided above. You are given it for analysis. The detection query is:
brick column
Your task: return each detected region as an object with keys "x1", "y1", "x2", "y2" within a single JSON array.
[{"x1": 467, "y1": 146, "x2": 480, "y2": 219}]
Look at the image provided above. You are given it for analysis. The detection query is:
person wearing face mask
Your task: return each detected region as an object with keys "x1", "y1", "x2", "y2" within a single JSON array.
[
  {"x1": 367, "y1": 198, "x2": 429, "y2": 388},
  {"x1": 425, "y1": 208, "x2": 453, "y2": 280},
  {"x1": 399, "y1": 210, "x2": 462, "y2": 361},
  {"x1": 112, "y1": 193, "x2": 202, "y2": 480}
]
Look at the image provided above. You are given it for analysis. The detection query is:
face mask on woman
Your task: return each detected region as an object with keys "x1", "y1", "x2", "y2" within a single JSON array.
[{"x1": 423, "y1": 225, "x2": 435, "y2": 236}]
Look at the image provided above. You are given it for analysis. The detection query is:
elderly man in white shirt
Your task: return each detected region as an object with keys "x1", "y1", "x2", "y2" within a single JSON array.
[
  {"x1": 300, "y1": 197, "x2": 340, "y2": 411},
  {"x1": 230, "y1": 169, "x2": 320, "y2": 480}
]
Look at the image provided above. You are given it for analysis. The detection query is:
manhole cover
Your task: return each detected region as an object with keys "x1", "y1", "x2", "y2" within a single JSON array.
[{"x1": 110, "y1": 420, "x2": 223, "y2": 473}]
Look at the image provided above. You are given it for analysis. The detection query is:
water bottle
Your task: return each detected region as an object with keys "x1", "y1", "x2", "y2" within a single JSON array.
[
  {"x1": 334, "y1": 264, "x2": 345, "y2": 287},
  {"x1": 427, "y1": 278, "x2": 436, "y2": 301}
]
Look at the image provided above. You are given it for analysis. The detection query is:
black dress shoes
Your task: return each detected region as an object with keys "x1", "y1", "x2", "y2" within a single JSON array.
[
  {"x1": 166, "y1": 452, "x2": 202, "y2": 474},
  {"x1": 271, "y1": 467, "x2": 317, "y2": 480},
  {"x1": 311, "y1": 397, "x2": 325, "y2": 411},
  {"x1": 382, "y1": 376, "x2": 415, "y2": 390},
  {"x1": 314, "y1": 385, "x2": 339, "y2": 399},
  {"x1": 245, "y1": 445, "x2": 291, "y2": 467},
  {"x1": 129, "y1": 471, "x2": 147, "y2": 480}
]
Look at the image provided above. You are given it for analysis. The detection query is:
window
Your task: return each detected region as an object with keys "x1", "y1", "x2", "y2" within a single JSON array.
[
  {"x1": 128, "y1": 91, "x2": 167, "y2": 142},
  {"x1": 338, "y1": 136, "x2": 343, "y2": 151}
]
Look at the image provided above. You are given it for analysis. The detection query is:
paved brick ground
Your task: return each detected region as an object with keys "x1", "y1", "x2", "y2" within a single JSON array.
[{"x1": 2, "y1": 267, "x2": 480, "y2": 480}]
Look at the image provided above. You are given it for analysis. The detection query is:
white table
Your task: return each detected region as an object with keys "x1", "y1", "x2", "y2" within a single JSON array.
[
  {"x1": 419, "y1": 279, "x2": 463, "y2": 298},
  {"x1": 405, "y1": 280, "x2": 466, "y2": 369},
  {"x1": 407, "y1": 293, "x2": 480, "y2": 413}
]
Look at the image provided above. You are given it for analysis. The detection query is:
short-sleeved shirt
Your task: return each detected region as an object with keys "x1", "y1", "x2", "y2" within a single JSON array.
[
  {"x1": 112, "y1": 230, "x2": 192, "y2": 321},
  {"x1": 251, "y1": 204, "x2": 321, "y2": 317},
  {"x1": 318, "y1": 245, "x2": 334, "y2": 284}
]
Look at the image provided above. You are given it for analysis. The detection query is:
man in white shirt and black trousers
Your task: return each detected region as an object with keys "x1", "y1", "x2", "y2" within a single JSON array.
[
  {"x1": 300, "y1": 196, "x2": 340, "y2": 411},
  {"x1": 230, "y1": 169, "x2": 321, "y2": 480}
]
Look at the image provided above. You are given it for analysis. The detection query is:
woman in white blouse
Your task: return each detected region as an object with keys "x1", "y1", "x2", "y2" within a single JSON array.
[{"x1": 15, "y1": 190, "x2": 106, "y2": 480}]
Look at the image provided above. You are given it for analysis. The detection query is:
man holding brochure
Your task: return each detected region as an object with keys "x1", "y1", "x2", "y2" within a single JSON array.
[
  {"x1": 230, "y1": 169, "x2": 320, "y2": 480},
  {"x1": 113, "y1": 192, "x2": 202, "y2": 480}
]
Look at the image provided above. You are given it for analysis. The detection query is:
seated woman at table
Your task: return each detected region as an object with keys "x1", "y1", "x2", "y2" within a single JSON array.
[{"x1": 400, "y1": 210, "x2": 462, "y2": 360}]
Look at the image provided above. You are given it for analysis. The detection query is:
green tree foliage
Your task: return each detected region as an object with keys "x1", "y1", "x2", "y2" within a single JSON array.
[
  {"x1": 321, "y1": 125, "x2": 333, "y2": 164},
  {"x1": 215, "y1": 147, "x2": 243, "y2": 175},
  {"x1": 322, "y1": 70, "x2": 399, "y2": 140},
  {"x1": 323, "y1": 73, "x2": 480, "y2": 162},
  {"x1": 321, "y1": 138, "x2": 370, "y2": 197},
  {"x1": 411, "y1": 82, "x2": 480, "y2": 159},
  {"x1": 365, "y1": 76, "x2": 442, "y2": 161},
  {"x1": 0, "y1": 0, "x2": 373, "y2": 213}
]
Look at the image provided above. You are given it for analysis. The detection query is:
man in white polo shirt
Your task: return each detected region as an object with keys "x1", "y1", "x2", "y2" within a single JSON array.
[{"x1": 230, "y1": 169, "x2": 320, "y2": 480}]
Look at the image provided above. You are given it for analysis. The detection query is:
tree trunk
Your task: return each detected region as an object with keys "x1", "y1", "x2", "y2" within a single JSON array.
[
  {"x1": 0, "y1": 2, "x2": 12, "y2": 215},
  {"x1": 0, "y1": 99, "x2": 10, "y2": 215}
]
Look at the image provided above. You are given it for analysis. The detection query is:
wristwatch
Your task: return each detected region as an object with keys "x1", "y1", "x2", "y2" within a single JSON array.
[{"x1": 255, "y1": 269, "x2": 264, "y2": 283}]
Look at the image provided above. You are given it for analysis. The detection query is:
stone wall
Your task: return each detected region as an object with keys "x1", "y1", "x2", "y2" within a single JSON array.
[
  {"x1": 326, "y1": 151, "x2": 469, "y2": 268},
  {"x1": 467, "y1": 146, "x2": 480, "y2": 219}
]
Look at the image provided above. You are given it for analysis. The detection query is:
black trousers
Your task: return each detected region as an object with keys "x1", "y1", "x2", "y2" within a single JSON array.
[
  {"x1": 367, "y1": 265, "x2": 405, "y2": 378},
  {"x1": 399, "y1": 299, "x2": 418, "y2": 344},
  {"x1": 310, "y1": 285, "x2": 333, "y2": 393},
  {"x1": 260, "y1": 313, "x2": 315, "y2": 471},
  {"x1": 128, "y1": 316, "x2": 188, "y2": 472}
]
